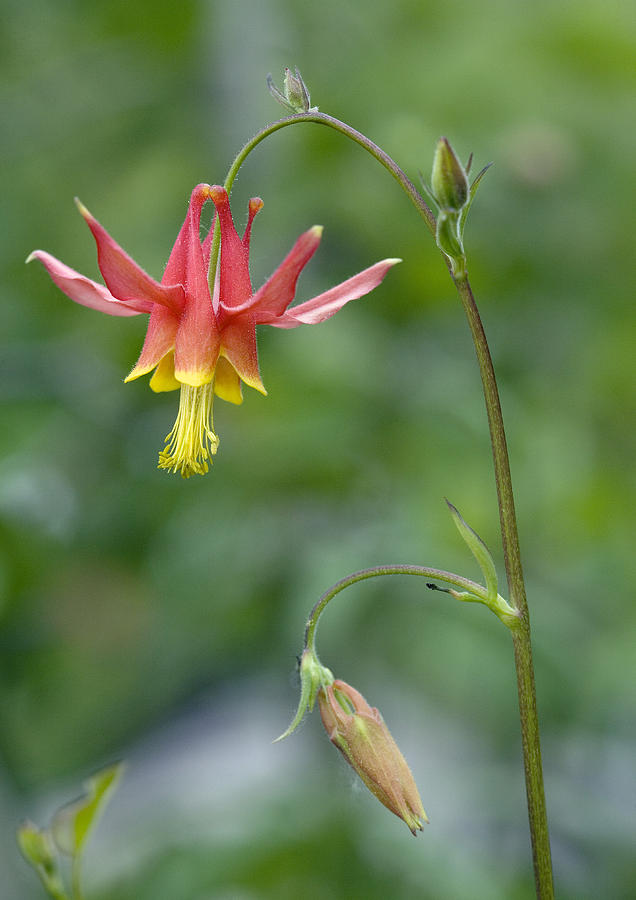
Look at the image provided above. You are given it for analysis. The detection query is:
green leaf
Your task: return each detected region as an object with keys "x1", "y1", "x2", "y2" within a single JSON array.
[
  {"x1": 446, "y1": 500, "x2": 498, "y2": 602},
  {"x1": 458, "y1": 162, "x2": 493, "y2": 238},
  {"x1": 275, "y1": 648, "x2": 333, "y2": 742},
  {"x1": 417, "y1": 170, "x2": 439, "y2": 212},
  {"x1": 51, "y1": 762, "x2": 124, "y2": 858}
]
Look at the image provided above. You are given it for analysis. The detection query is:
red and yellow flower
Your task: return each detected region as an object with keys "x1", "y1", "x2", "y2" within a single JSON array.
[{"x1": 30, "y1": 185, "x2": 399, "y2": 476}]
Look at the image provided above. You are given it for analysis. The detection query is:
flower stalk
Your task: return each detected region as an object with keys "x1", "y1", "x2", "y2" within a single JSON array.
[
  {"x1": 244, "y1": 98, "x2": 554, "y2": 895},
  {"x1": 279, "y1": 557, "x2": 516, "y2": 749}
]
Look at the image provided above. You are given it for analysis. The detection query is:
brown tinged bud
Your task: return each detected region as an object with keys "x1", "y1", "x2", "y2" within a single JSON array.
[{"x1": 318, "y1": 679, "x2": 428, "y2": 835}]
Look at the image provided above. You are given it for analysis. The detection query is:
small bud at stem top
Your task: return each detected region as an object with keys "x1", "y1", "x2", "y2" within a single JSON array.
[{"x1": 267, "y1": 66, "x2": 317, "y2": 114}]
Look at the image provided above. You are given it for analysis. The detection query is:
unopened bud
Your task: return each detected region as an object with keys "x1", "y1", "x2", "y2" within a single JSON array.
[
  {"x1": 267, "y1": 66, "x2": 316, "y2": 114},
  {"x1": 17, "y1": 821, "x2": 66, "y2": 898},
  {"x1": 319, "y1": 679, "x2": 428, "y2": 835},
  {"x1": 283, "y1": 67, "x2": 310, "y2": 111},
  {"x1": 17, "y1": 821, "x2": 56, "y2": 872},
  {"x1": 431, "y1": 137, "x2": 469, "y2": 211}
]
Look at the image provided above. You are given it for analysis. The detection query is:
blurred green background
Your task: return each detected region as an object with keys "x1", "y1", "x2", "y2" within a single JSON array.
[{"x1": 2, "y1": 0, "x2": 635, "y2": 897}]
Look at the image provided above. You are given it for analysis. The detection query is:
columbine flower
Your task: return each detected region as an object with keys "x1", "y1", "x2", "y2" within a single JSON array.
[
  {"x1": 29, "y1": 185, "x2": 399, "y2": 477},
  {"x1": 318, "y1": 679, "x2": 428, "y2": 835}
]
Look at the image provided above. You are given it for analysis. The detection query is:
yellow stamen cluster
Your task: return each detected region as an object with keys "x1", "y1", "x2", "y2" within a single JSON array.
[{"x1": 158, "y1": 382, "x2": 219, "y2": 478}]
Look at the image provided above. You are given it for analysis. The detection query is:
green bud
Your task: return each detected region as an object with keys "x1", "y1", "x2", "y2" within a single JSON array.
[
  {"x1": 17, "y1": 821, "x2": 67, "y2": 899},
  {"x1": 283, "y1": 67, "x2": 311, "y2": 111},
  {"x1": 17, "y1": 821, "x2": 57, "y2": 872},
  {"x1": 319, "y1": 679, "x2": 428, "y2": 835},
  {"x1": 267, "y1": 66, "x2": 316, "y2": 114},
  {"x1": 431, "y1": 137, "x2": 469, "y2": 211}
]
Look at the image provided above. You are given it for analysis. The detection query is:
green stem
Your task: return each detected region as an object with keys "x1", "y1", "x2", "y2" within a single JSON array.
[
  {"x1": 40, "y1": 877, "x2": 68, "y2": 900},
  {"x1": 303, "y1": 564, "x2": 491, "y2": 652},
  {"x1": 452, "y1": 275, "x2": 525, "y2": 610},
  {"x1": 279, "y1": 564, "x2": 493, "y2": 744},
  {"x1": 226, "y1": 113, "x2": 434, "y2": 227},
  {"x1": 453, "y1": 273, "x2": 554, "y2": 898},
  {"x1": 71, "y1": 856, "x2": 83, "y2": 900},
  {"x1": 208, "y1": 111, "x2": 436, "y2": 294}
]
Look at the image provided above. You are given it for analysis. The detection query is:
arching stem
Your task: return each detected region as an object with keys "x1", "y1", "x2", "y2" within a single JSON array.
[
  {"x1": 207, "y1": 110, "x2": 436, "y2": 294},
  {"x1": 303, "y1": 564, "x2": 495, "y2": 652}
]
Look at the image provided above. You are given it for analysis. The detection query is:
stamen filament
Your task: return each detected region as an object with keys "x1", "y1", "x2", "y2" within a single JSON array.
[{"x1": 158, "y1": 382, "x2": 219, "y2": 478}]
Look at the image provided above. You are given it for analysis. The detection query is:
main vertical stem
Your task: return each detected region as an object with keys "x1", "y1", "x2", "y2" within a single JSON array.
[
  {"x1": 220, "y1": 108, "x2": 553, "y2": 894},
  {"x1": 454, "y1": 273, "x2": 554, "y2": 899}
]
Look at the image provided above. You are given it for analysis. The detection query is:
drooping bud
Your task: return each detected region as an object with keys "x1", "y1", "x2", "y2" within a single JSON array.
[
  {"x1": 431, "y1": 137, "x2": 469, "y2": 212},
  {"x1": 267, "y1": 67, "x2": 317, "y2": 114},
  {"x1": 318, "y1": 679, "x2": 428, "y2": 835}
]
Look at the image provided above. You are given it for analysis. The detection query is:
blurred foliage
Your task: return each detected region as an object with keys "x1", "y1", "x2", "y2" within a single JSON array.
[{"x1": 1, "y1": 0, "x2": 635, "y2": 898}]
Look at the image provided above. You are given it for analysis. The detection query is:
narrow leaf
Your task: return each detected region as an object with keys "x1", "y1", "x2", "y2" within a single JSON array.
[
  {"x1": 51, "y1": 762, "x2": 124, "y2": 857},
  {"x1": 275, "y1": 649, "x2": 333, "y2": 742},
  {"x1": 458, "y1": 162, "x2": 493, "y2": 238},
  {"x1": 446, "y1": 500, "x2": 498, "y2": 601},
  {"x1": 417, "y1": 170, "x2": 439, "y2": 212}
]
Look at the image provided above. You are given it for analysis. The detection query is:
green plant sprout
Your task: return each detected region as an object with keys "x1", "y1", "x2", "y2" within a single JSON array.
[{"x1": 18, "y1": 763, "x2": 124, "y2": 900}]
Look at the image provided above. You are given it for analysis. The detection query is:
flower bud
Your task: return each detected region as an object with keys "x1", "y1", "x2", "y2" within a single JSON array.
[
  {"x1": 17, "y1": 821, "x2": 57, "y2": 872},
  {"x1": 431, "y1": 137, "x2": 469, "y2": 211},
  {"x1": 283, "y1": 67, "x2": 311, "y2": 112},
  {"x1": 17, "y1": 821, "x2": 66, "y2": 898},
  {"x1": 318, "y1": 679, "x2": 428, "y2": 835},
  {"x1": 267, "y1": 66, "x2": 316, "y2": 114}
]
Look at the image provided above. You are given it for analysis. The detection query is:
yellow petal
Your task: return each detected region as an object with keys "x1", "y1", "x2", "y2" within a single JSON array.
[
  {"x1": 213, "y1": 356, "x2": 243, "y2": 405},
  {"x1": 149, "y1": 352, "x2": 180, "y2": 393}
]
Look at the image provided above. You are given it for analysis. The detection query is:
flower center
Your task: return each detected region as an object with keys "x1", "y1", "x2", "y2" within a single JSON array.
[{"x1": 158, "y1": 382, "x2": 219, "y2": 478}]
